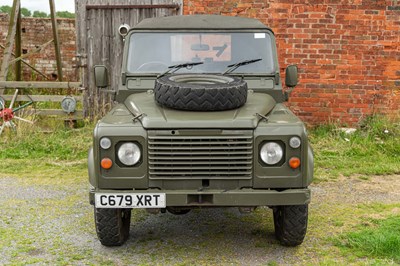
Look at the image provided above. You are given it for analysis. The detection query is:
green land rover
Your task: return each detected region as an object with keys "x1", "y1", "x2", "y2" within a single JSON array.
[{"x1": 89, "y1": 15, "x2": 313, "y2": 247}]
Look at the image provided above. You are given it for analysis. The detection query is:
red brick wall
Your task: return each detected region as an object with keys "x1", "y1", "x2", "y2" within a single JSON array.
[
  {"x1": 1, "y1": 3, "x2": 399, "y2": 125},
  {"x1": 184, "y1": 0, "x2": 400, "y2": 125},
  {"x1": 0, "y1": 14, "x2": 77, "y2": 81}
]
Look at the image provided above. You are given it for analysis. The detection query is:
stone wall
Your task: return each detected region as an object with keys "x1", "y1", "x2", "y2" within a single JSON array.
[
  {"x1": 184, "y1": 0, "x2": 400, "y2": 125},
  {"x1": 0, "y1": 13, "x2": 77, "y2": 81}
]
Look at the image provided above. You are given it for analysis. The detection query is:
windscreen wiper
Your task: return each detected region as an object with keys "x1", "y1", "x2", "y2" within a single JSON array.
[
  {"x1": 158, "y1": 62, "x2": 204, "y2": 78},
  {"x1": 222, "y1": 58, "x2": 262, "y2": 75}
]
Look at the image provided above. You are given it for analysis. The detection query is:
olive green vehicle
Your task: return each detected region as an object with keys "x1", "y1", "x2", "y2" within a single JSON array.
[{"x1": 89, "y1": 15, "x2": 313, "y2": 247}]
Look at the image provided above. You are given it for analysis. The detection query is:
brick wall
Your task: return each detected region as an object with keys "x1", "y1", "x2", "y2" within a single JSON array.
[
  {"x1": 1, "y1": 3, "x2": 399, "y2": 125},
  {"x1": 0, "y1": 13, "x2": 77, "y2": 81},
  {"x1": 184, "y1": 0, "x2": 400, "y2": 125}
]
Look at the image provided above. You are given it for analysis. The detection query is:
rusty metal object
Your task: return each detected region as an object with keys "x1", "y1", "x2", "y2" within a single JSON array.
[{"x1": 0, "y1": 90, "x2": 34, "y2": 135}]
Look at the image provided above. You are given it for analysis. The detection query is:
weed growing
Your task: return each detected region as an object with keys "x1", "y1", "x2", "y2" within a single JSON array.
[
  {"x1": 310, "y1": 115, "x2": 400, "y2": 182},
  {"x1": 0, "y1": 121, "x2": 92, "y2": 161}
]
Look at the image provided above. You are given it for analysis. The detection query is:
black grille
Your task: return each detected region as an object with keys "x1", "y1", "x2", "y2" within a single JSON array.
[{"x1": 148, "y1": 131, "x2": 253, "y2": 179}]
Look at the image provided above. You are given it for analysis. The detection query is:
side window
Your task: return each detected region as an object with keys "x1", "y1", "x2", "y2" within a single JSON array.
[{"x1": 127, "y1": 34, "x2": 171, "y2": 72}]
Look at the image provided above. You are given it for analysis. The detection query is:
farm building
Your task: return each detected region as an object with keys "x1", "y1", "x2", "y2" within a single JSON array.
[{"x1": 0, "y1": 0, "x2": 399, "y2": 125}]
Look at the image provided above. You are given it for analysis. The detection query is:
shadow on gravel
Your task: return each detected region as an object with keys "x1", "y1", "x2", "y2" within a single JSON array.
[
  {"x1": 128, "y1": 207, "x2": 275, "y2": 244},
  {"x1": 90, "y1": 207, "x2": 291, "y2": 264},
  {"x1": 0, "y1": 177, "x2": 301, "y2": 265}
]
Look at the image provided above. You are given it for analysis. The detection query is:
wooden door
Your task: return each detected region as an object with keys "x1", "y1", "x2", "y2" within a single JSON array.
[{"x1": 75, "y1": 0, "x2": 181, "y2": 119}]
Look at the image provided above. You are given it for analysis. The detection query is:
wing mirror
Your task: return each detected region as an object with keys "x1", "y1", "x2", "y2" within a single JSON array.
[
  {"x1": 94, "y1": 65, "x2": 108, "y2": 88},
  {"x1": 285, "y1": 65, "x2": 298, "y2": 87}
]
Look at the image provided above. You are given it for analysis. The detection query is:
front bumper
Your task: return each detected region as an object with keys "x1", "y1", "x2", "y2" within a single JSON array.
[{"x1": 89, "y1": 188, "x2": 311, "y2": 207}]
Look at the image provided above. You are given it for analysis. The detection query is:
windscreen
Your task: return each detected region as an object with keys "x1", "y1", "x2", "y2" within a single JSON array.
[{"x1": 127, "y1": 32, "x2": 275, "y2": 74}]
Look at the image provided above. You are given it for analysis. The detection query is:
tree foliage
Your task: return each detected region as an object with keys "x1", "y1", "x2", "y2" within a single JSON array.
[
  {"x1": 20, "y1": 7, "x2": 31, "y2": 17},
  {"x1": 0, "y1": 5, "x2": 74, "y2": 18},
  {"x1": 32, "y1": 10, "x2": 48, "y2": 18},
  {"x1": 0, "y1": 5, "x2": 12, "y2": 15},
  {"x1": 56, "y1": 11, "x2": 75, "y2": 18},
  {"x1": 0, "y1": 6, "x2": 33, "y2": 17}
]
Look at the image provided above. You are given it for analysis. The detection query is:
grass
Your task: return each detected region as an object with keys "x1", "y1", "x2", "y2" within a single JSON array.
[
  {"x1": 1, "y1": 114, "x2": 398, "y2": 179},
  {"x1": 0, "y1": 115, "x2": 399, "y2": 264},
  {"x1": 0, "y1": 119, "x2": 92, "y2": 177},
  {"x1": 310, "y1": 115, "x2": 400, "y2": 182},
  {"x1": 335, "y1": 215, "x2": 400, "y2": 263},
  {"x1": 0, "y1": 121, "x2": 92, "y2": 161}
]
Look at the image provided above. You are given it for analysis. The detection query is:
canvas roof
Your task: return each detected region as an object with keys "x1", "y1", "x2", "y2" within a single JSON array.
[{"x1": 133, "y1": 15, "x2": 273, "y2": 32}]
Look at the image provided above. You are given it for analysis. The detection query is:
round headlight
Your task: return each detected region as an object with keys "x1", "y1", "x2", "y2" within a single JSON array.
[
  {"x1": 260, "y1": 142, "x2": 283, "y2": 165},
  {"x1": 100, "y1": 137, "x2": 112, "y2": 150},
  {"x1": 289, "y1": 136, "x2": 301, "y2": 149},
  {"x1": 118, "y1": 142, "x2": 141, "y2": 166}
]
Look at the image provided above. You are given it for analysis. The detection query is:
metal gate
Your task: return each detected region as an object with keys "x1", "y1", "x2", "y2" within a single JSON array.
[{"x1": 75, "y1": 0, "x2": 181, "y2": 119}]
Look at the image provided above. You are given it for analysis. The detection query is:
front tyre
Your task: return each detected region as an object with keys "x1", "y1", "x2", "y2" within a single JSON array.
[
  {"x1": 273, "y1": 204, "x2": 308, "y2": 246},
  {"x1": 94, "y1": 208, "x2": 131, "y2": 246}
]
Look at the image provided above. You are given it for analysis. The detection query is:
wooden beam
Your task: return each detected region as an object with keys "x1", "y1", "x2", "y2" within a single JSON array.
[
  {"x1": 86, "y1": 4, "x2": 180, "y2": 10},
  {"x1": 15, "y1": 3, "x2": 22, "y2": 81},
  {"x1": 37, "y1": 109, "x2": 83, "y2": 116},
  {"x1": 0, "y1": 81, "x2": 82, "y2": 89},
  {"x1": 0, "y1": 44, "x2": 49, "y2": 80},
  {"x1": 7, "y1": 39, "x2": 54, "y2": 65},
  {"x1": 1, "y1": 95, "x2": 83, "y2": 102},
  {"x1": 49, "y1": 0, "x2": 63, "y2": 81},
  {"x1": 0, "y1": 0, "x2": 20, "y2": 93}
]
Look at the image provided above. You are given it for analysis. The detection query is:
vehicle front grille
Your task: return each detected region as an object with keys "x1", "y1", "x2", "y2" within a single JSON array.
[{"x1": 148, "y1": 130, "x2": 253, "y2": 179}]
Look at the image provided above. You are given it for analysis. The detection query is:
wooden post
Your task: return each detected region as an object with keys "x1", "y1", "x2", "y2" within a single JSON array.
[
  {"x1": 49, "y1": 0, "x2": 63, "y2": 81},
  {"x1": 0, "y1": 0, "x2": 20, "y2": 94},
  {"x1": 75, "y1": 0, "x2": 89, "y2": 118},
  {"x1": 15, "y1": 3, "x2": 22, "y2": 81}
]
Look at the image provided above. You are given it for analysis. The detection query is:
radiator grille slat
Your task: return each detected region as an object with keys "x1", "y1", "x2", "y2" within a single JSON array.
[
  {"x1": 148, "y1": 130, "x2": 253, "y2": 180},
  {"x1": 149, "y1": 140, "x2": 252, "y2": 145},
  {"x1": 149, "y1": 150, "x2": 252, "y2": 155},
  {"x1": 149, "y1": 146, "x2": 251, "y2": 150}
]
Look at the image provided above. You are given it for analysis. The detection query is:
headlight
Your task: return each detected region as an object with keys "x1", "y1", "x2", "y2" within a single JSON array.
[
  {"x1": 100, "y1": 137, "x2": 112, "y2": 149},
  {"x1": 289, "y1": 136, "x2": 301, "y2": 149},
  {"x1": 117, "y1": 142, "x2": 141, "y2": 166},
  {"x1": 260, "y1": 142, "x2": 283, "y2": 165}
]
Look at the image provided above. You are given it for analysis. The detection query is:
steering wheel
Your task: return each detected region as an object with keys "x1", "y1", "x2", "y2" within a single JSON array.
[{"x1": 136, "y1": 61, "x2": 168, "y2": 72}]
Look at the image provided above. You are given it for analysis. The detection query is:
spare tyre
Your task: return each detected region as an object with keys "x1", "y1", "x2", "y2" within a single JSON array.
[{"x1": 154, "y1": 74, "x2": 248, "y2": 111}]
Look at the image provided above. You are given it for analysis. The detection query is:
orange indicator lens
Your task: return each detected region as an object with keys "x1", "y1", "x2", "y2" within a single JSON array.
[
  {"x1": 101, "y1": 158, "x2": 113, "y2": 169},
  {"x1": 289, "y1": 157, "x2": 300, "y2": 169}
]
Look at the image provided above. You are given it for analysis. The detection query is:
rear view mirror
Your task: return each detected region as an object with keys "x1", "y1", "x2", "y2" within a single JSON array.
[
  {"x1": 191, "y1": 43, "x2": 210, "y2": 51},
  {"x1": 94, "y1": 65, "x2": 108, "y2": 88},
  {"x1": 285, "y1": 65, "x2": 298, "y2": 87}
]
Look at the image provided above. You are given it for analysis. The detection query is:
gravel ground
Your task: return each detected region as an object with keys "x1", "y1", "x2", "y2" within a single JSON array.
[{"x1": 0, "y1": 174, "x2": 399, "y2": 265}]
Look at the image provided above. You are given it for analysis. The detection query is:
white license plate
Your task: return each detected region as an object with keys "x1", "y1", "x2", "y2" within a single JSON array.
[{"x1": 95, "y1": 193, "x2": 166, "y2": 208}]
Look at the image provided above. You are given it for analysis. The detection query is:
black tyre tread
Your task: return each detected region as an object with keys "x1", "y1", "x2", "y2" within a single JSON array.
[
  {"x1": 154, "y1": 74, "x2": 247, "y2": 111},
  {"x1": 273, "y1": 204, "x2": 308, "y2": 247},
  {"x1": 94, "y1": 208, "x2": 131, "y2": 246}
]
